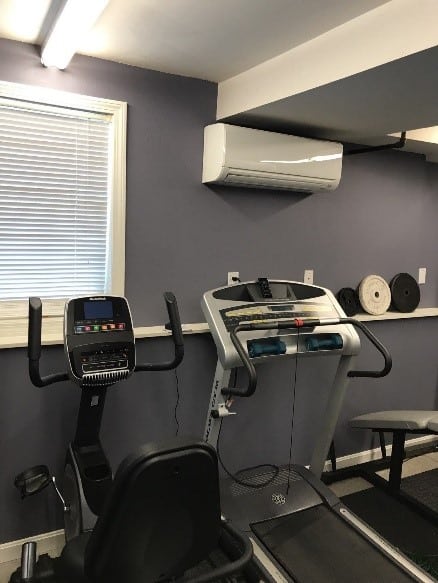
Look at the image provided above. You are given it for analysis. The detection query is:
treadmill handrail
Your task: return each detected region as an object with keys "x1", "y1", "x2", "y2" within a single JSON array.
[
  {"x1": 342, "y1": 318, "x2": 392, "y2": 378},
  {"x1": 28, "y1": 292, "x2": 185, "y2": 388},
  {"x1": 226, "y1": 317, "x2": 392, "y2": 397}
]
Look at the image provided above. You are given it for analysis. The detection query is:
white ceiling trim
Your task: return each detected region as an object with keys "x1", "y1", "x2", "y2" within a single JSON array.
[{"x1": 217, "y1": 0, "x2": 438, "y2": 120}]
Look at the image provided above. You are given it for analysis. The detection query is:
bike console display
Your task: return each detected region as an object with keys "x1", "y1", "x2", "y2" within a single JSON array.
[{"x1": 65, "y1": 296, "x2": 135, "y2": 388}]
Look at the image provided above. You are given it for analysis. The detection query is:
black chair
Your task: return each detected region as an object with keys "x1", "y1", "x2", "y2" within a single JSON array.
[{"x1": 18, "y1": 438, "x2": 252, "y2": 583}]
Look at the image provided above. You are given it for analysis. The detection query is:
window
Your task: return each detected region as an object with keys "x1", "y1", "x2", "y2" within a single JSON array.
[{"x1": 0, "y1": 81, "x2": 126, "y2": 333}]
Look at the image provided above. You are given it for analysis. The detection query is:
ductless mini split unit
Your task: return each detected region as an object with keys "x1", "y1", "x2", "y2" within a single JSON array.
[{"x1": 202, "y1": 123, "x2": 343, "y2": 193}]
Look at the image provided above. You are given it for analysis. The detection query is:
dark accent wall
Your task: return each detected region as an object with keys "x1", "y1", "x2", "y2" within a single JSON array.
[{"x1": 0, "y1": 39, "x2": 437, "y2": 542}]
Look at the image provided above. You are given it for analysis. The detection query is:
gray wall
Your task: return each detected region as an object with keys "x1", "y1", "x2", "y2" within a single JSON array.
[{"x1": 0, "y1": 39, "x2": 437, "y2": 542}]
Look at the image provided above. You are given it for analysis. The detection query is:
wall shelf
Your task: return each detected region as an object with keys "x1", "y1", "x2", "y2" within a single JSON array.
[
  {"x1": 354, "y1": 307, "x2": 438, "y2": 322},
  {"x1": 1, "y1": 308, "x2": 437, "y2": 350}
]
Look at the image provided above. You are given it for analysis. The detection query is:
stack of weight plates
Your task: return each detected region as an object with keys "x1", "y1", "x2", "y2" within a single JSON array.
[
  {"x1": 339, "y1": 273, "x2": 421, "y2": 316},
  {"x1": 357, "y1": 275, "x2": 391, "y2": 316},
  {"x1": 389, "y1": 272, "x2": 420, "y2": 312}
]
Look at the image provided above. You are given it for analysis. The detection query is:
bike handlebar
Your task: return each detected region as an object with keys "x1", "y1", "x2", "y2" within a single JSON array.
[
  {"x1": 28, "y1": 297, "x2": 69, "y2": 387},
  {"x1": 135, "y1": 292, "x2": 185, "y2": 372},
  {"x1": 27, "y1": 293, "x2": 185, "y2": 388}
]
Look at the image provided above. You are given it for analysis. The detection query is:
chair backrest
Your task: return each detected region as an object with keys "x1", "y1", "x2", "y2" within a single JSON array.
[{"x1": 84, "y1": 438, "x2": 221, "y2": 583}]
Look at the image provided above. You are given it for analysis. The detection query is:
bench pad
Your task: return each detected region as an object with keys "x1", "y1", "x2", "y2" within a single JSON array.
[{"x1": 350, "y1": 410, "x2": 438, "y2": 431}]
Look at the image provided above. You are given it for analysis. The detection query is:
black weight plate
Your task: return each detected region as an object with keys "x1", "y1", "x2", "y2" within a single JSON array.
[
  {"x1": 337, "y1": 287, "x2": 361, "y2": 316},
  {"x1": 390, "y1": 273, "x2": 420, "y2": 312}
]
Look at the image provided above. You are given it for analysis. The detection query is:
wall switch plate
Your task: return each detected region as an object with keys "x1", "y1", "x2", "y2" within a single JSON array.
[
  {"x1": 228, "y1": 271, "x2": 240, "y2": 285},
  {"x1": 304, "y1": 269, "x2": 314, "y2": 285},
  {"x1": 418, "y1": 267, "x2": 427, "y2": 284}
]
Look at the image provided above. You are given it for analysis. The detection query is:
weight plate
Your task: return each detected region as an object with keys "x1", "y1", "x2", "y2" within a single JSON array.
[
  {"x1": 358, "y1": 275, "x2": 391, "y2": 316},
  {"x1": 390, "y1": 272, "x2": 420, "y2": 312},
  {"x1": 337, "y1": 287, "x2": 361, "y2": 316}
]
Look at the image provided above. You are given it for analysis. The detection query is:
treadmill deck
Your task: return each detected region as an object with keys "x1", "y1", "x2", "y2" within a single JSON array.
[{"x1": 221, "y1": 465, "x2": 430, "y2": 582}]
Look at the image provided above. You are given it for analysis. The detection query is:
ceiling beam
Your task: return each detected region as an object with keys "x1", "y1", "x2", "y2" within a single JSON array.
[{"x1": 217, "y1": 0, "x2": 438, "y2": 120}]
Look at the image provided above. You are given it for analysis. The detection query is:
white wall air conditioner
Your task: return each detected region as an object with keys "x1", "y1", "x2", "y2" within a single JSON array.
[{"x1": 202, "y1": 123, "x2": 343, "y2": 193}]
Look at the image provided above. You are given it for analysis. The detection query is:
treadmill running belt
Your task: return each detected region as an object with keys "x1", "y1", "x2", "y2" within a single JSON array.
[{"x1": 251, "y1": 505, "x2": 414, "y2": 582}]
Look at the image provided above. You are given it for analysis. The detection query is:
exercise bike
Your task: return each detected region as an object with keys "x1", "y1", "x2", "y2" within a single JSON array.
[{"x1": 12, "y1": 292, "x2": 196, "y2": 581}]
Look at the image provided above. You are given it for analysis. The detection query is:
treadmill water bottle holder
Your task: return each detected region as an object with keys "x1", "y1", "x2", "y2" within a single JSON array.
[
  {"x1": 247, "y1": 337, "x2": 286, "y2": 358},
  {"x1": 305, "y1": 333, "x2": 343, "y2": 352},
  {"x1": 246, "y1": 332, "x2": 344, "y2": 361}
]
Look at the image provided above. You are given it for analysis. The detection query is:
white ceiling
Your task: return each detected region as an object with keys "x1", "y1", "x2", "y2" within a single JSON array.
[
  {"x1": 0, "y1": 0, "x2": 437, "y2": 160},
  {"x1": 0, "y1": 0, "x2": 390, "y2": 82}
]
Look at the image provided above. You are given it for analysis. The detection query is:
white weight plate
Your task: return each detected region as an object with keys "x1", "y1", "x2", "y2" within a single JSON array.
[{"x1": 358, "y1": 275, "x2": 391, "y2": 315}]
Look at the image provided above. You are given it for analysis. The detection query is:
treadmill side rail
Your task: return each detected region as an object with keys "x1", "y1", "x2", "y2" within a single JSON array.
[
  {"x1": 250, "y1": 537, "x2": 292, "y2": 583},
  {"x1": 338, "y1": 506, "x2": 436, "y2": 583}
]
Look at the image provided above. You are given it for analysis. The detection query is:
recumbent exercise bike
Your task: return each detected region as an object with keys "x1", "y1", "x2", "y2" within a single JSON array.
[{"x1": 11, "y1": 294, "x2": 252, "y2": 583}]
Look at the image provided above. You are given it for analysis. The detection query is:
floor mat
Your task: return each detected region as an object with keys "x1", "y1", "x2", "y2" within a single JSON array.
[
  {"x1": 402, "y1": 467, "x2": 438, "y2": 514},
  {"x1": 342, "y1": 471, "x2": 438, "y2": 578}
]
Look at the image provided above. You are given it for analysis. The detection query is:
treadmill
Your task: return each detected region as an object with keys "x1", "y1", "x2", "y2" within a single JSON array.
[{"x1": 201, "y1": 278, "x2": 433, "y2": 582}]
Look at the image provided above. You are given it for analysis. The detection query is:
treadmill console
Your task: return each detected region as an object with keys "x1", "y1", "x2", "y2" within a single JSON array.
[
  {"x1": 65, "y1": 296, "x2": 135, "y2": 387},
  {"x1": 202, "y1": 279, "x2": 360, "y2": 368}
]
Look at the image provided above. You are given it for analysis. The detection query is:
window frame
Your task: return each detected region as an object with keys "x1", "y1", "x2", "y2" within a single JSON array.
[{"x1": 0, "y1": 80, "x2": 127, "y2": 323}]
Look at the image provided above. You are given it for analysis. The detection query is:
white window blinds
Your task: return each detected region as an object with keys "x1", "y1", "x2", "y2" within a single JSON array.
[{"x1": 0, "y1": 101, "x2": 112, "y2": 302}]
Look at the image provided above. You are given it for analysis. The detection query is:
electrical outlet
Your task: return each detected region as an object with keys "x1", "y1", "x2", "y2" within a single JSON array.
[
  {"x1": 418, "y1": 267, "x2": 427, "y2": 284},
  {"x1": 304, "y1": 269, "x2": 314, "y2": 285},
  {"x1": 227, "y1": 271, "x2": 240, "y2": 285}
]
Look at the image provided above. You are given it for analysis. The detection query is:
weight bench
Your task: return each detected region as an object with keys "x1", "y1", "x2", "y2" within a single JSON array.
[{"x1": 350, "y1": 410, "x2": 438, "y2": 490}]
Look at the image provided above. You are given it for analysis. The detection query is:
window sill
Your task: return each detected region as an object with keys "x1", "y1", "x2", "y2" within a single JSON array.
[{"x1": 0, "y1": 308, "x2": 437, "y2": 350}]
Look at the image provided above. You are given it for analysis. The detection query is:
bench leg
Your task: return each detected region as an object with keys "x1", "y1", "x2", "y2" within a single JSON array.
[
  {"x1": 388, "y1": 430, "x2": 406, "y2": 491},
  {"x1": 378, "y1": 430, "x2": 387, "y2": 458}
]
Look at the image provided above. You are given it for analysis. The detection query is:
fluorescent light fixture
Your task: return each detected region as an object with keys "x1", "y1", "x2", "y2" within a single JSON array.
[{"x1": 41, "y1": 0, "x2": 109, "y2": 69}]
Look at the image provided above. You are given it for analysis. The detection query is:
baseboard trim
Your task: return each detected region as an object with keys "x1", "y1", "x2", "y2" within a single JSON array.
[
  {"x1": 0, "y1": 529, "x2": 64, "y2": 564},
  {"x1": 323, "y1": 434, "x2": 438, "y2": 472}
]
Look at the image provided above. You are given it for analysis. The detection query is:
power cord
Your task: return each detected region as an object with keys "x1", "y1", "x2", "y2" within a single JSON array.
[
  {"x1": 286, "y1": 327, "x2": 299, "y2": 495},
  {"x1": 216, "y1": 421, "x2": 280, "y2": 489},
  {"x1": 216, "y1": 367, "x2": 279, "y2": 489},
  {"x1": 174, "y1": 369, "x2": 180, "y2": 436}
]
